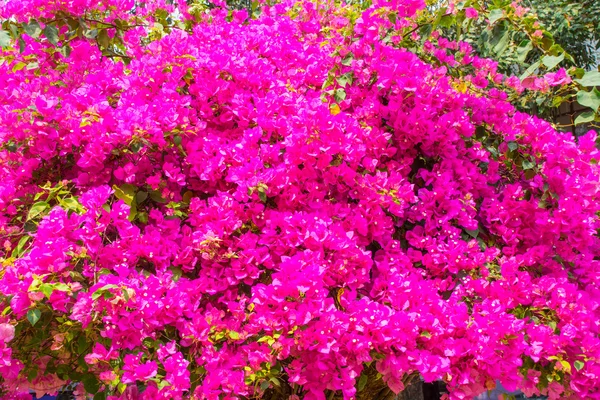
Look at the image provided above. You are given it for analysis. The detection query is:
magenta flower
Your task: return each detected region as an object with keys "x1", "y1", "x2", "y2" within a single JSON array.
[
  {"x1": 0, "y1": 1, "x2": 598, "y2": 399},
  {"x1": 465, "y1": 8, "x2": 479, "y2": 19}
]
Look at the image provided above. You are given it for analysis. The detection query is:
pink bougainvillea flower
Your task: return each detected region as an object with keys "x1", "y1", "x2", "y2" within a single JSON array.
[{"x1": 0, "y1": 1, "x2": 598, "y2": 400}]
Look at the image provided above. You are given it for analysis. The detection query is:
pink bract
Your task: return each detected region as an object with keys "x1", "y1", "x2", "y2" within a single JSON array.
[{"x1": 0, "y1": 1, "x2": 599, "y2": 399}]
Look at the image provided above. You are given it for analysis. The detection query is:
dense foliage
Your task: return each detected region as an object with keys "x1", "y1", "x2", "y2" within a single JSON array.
[
  {"x1": 527, "y1": 0, "x2": 599, "y2": 71},
  {"x1": 409, "y1": 0, "x2": 600, "y2": 128},
  {"x1": 0, "y1": 1, "x2": 599, "y2": 399}
]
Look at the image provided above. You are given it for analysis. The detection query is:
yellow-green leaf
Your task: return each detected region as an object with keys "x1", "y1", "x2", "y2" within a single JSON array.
[
  {"x1": 113, "y1": 184, "x2": 136, "y2": 206},
  {"x1": 60, "y1": 197, "x2": 83, "y2": 212},
  {"x1": 40, "y1": 283, "x2": 54, "y2": 299},
  {"x1": 11, "y1": 235, "x2": 31, "y2": 258},
  {"x1": 12, "y1": 61, "x2": 27, "y2": 72},
  {"x1": 27, "y1": 201, "x2": 50, "y2": 220},
  {"x1": 560, "y1": 360, "x2": 572, "y2": 375}
]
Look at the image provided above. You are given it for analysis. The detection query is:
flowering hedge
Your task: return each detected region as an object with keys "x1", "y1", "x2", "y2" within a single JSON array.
[{"x1": 0, "y1": 1, "x2": 599, "y2": 399}]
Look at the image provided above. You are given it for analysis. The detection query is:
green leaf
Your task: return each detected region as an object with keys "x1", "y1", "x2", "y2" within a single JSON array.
[
  {"x1": 54, "y1": 283, "x2": 70, "y2": 292},
  {"x1": 540, "y1": 36, "x2": 554, "y2": 52},
  {"x1": 488, "y1": 9, "x2": 504, "y2": 24},
  {"x1": 135, "y1": 191, "x2": 148, "y2": 204},
  {"x1": 515, "y1": 40, "x2": 533, "y2": 63},
  {"x1": 551, "y1": 96, "x2": 564, "y2": 107},
  {"x1": 83, "y1": 29, "x2": 98, "y2": 39},
  {"x1": 171, "y1": 267, "x2": 183, "y2": 282},
  {"x1": 542, "y1": 54, "x2": 564, "y2": 70},
  {"x1": 8, "y1": 24, "x2": 17, "y2": 38},
  {"x1": 507, "y1": 141, "x2": 518, "y2": 151},
  {"x1": 574, "y1": 360, "x2": 585, "y2": 371},
  {"x1": 113, "y1": 184, "x2": 136, "y2": 206},
  {"x1": 126, "y1": 201, "x2": 137, "y2": 222},
  {"x1": 439, "y1": 14, "x2": 455, "y2": 28},
  {"x1": 341, "y1": 53, "x2": 353, "y2": 66},
  {"x1": 40, "y1": 284, "x2": 54, "y2": 299},
  {"x1": 574, "y1": 110, "x2": 595, "y2": 125},
  {"x1": 157, "y1": 379, "x2": 171, "y2": 390},
  {"x1": 577, "y1": 88, "x2": 600, "y2": 111},
  {"x1": 465, "y1": 228, "x2": 479, "y2": 238},
  {"x1": 137, "y1": 211, "x2": 148, "y2": 223},
  {"x1": 228, "y1": 331, "x2": 240, "y2": 340},
  {"x1": 321, "y1": 74, "x2": 334, "y2": 91},
  {"x1": 60, "y1": 197, "x2": 82, "y2": 212},
  {"x1": 18, "y1": 35, "x2": 25, "y2": 53},
  {"x1": 548, "y1": 43, "x2": 565, "y2": 57},
  {"x1": 12, "y1": 61, "x2": 27, "y2": 72},
  {"x1": 522, "y1": 159, "x2": 535, "y2": 170},
  {"x1": 357, "y1": 374, "x2": 368, "y2": 391},
  {"x1": 143, "y1": 337, "x2": 158, "y2": 348},
  {"x1": 26, "y1": 61, "x2": 39, "y2": 70},
  {"x1": 82, "y1": 373, "x2": 100, "y2": 394},
  {"x1": 97, "y1": 29, "x2": 110, "y2": 49},
  {"x1": 93, "y1": 392, "x2": 107, "y2": 400},
  {"x1": 572, "y1": 68, "x2": 586, "y2": 80},
  {"x1": 560, "y1": 360, "x2": 572, "y2": 375},
  {"x1": 11, "y1": 235, "x2": 31, "y2": 258},
  {"x1": 418, "y1": 24, "x2": 433, "y2": 42},
  {"x1": 270, "y1": 377, "x2": 281, "y2": 386},
  {"x1": 27, "y1": 201, "x2": 50, "y2": 220},
  {"x1": 492, "y1": 30, "x2": 510, "y2": 56},
  {"x1": 336, "y1": 73, "x2": 350, "y2": 87},
  {"x1": 149, "y1": 190, "x2": 167, "y2": 203},
  {"x1": 24, "y1": 21, "x2": 42, "y2": 38},
  {"x1": 0, "y1": 30, "x2": 11, "y2": 48},
  {"x1": 576, "y1": 71, "x2": 600, "y2": 87},
  {"x1": 58, "y1": 44, "x2": 72, "y2": 58},
  {"x1": 78, "y1": 334, "x2": 88, "y2": 353},
  {"x1": 43, "y1": 24, "x2": 59, "y2": 45},
  {"x1": 334, "y1": 88, "x2": 346, "y2": 102},
  {"x1": 524, "y1": 169, "x2": 536, "y2": 180},
  {"x1": 430, "y1": 6, "x2": 446, "y2": 31},
  {"x1": 519, "y1": 61, "x2": 541, "y2": 80},
  {"x1": 27, "y1": 366, "x2": 39, "y2": 381},
  {"x1": 387, "y1": 12, "x2": 396, "y2": 25},
  {"x1": 91, "y1": 284, "x2": 119, "y2": 300},
  {"x1": 257, "y1": 187, "x2": 267, "y2": 203},
  {"x1": 27, "y1": 309, "x2": 41, "y2": 326}
]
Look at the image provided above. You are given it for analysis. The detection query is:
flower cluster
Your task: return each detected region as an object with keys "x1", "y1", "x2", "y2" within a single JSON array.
[{"x1": 0, "y1": 1, "x2": 599, "y2": 400}]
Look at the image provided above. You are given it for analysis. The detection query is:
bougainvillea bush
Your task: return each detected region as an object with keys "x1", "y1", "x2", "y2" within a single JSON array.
[{"x1": 0, "y1": 0, "x2": 599, "y2": 399}]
